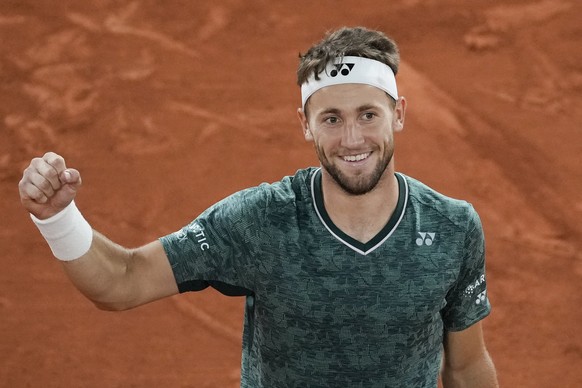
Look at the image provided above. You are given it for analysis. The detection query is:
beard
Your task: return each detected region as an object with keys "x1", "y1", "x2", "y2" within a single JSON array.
[{"x1": 315, "y1": 143, "x2": 393, "y2": 196}]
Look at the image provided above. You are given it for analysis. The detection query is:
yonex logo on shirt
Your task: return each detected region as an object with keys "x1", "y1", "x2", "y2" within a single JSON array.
[
  {"x1": 330, "y1": 63, "x2": 355, "y2": 77},
  {"x1": 415, "y1": 232, "x2": 436, "y2": 246},
  {"x1": 462, "y1": 274, "x2": 486, "y2": 299}
]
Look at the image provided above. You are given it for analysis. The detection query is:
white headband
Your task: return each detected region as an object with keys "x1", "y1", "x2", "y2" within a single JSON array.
[{"x1": 300, "y1": 56, "x2": 398, "y2": 110}]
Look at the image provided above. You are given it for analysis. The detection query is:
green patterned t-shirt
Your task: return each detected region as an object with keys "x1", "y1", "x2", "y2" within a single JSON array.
[{"x1": 160, "y1": 167, "x2": 491, "y2": 387}]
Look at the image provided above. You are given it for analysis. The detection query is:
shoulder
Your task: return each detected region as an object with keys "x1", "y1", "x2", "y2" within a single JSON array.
[
  {"x1": 400, "y1": 173, "x2": 481, "y2": 232},
  {"x1": 260, "y1": 167, "x2": 316, "y2": 203},
  {"x1": 209, "y1": 167, "x2": 317, "y2": 218}
]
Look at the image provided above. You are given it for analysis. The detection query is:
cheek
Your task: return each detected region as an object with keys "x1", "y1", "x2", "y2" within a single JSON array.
[
  {"x1": 383, "y1": 133, "x2": 394, "y2": 145},
  {"x1": 312, "y1": 135, "x2": 338, "y2": 158},
  {"x1": 312, "y1": 129, "x2": 335, "y2": 145}
]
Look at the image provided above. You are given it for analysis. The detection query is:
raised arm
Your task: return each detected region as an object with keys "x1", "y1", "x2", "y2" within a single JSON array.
[{"x1": 18, "y1": 152, "x2": 178, "y2": 311}]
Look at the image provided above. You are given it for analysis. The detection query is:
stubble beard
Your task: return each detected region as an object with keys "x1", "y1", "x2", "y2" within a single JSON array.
[{"x1": 316, "y1": 144, "x2": 394, "y2": 196}]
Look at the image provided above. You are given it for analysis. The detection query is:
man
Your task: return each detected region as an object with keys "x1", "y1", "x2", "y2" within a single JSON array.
[{"x1": 19, "y1": 27, "x2": 498, "y2": 387}]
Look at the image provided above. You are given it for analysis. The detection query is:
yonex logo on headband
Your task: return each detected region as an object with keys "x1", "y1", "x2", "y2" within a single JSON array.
[
  {"x1": 300, "y1": 56, "x2": 398, "y2": 110},
  {"x1": 330, "y1": 63, "x2": 355, "y2": 77}
]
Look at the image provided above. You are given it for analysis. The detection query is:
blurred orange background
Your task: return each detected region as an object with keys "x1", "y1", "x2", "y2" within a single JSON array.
[{"x1": 1, "y1": 1, "x2": 581, "y2": 387}]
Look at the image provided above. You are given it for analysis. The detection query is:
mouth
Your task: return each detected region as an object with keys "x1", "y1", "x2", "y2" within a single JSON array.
[{"x1": 342, "y1": 152, "x2": 371, "y2": 163}]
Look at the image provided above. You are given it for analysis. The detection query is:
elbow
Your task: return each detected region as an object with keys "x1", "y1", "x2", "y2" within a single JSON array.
[
  {"x1": 441, "y1": 352, "x2": 498, "y2": 388},
  {"x1": 93, "y1": 300, "x2": 132, "y2": 311},
  {"x1": 84, "y1": 251, "x2": 139, "y2": 312},
  {"x1": 86, "y1": 289, "x2": 138, "y2": 311}
]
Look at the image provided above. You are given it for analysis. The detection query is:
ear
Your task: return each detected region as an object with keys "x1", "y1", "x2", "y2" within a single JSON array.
[
  {"x1": 297, "y1": 108, "x2": 313, "y2": 141},
  {"x1": 392, "y1": 96, "x2": 407, "y2": 132}
]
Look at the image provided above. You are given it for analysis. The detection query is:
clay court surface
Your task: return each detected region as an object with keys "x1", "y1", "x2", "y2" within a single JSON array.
[{"x1": 1, "y1": 1, "x2": 581, "y2": 387}]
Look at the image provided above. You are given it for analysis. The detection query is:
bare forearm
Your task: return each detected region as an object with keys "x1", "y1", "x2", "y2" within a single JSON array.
[
  {"x1": 441, "y1": 352, "x2": 498, "y2": 388},
  {"x1": 61, "y1": 230, "x2": 134, "y2": 310}
]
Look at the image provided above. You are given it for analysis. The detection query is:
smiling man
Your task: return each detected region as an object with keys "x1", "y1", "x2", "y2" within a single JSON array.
[{"x1": 19, "y1": 27, "x2": 498, "y2": 387}]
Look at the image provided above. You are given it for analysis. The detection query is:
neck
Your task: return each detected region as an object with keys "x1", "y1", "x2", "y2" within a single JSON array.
[{"x1": 321, "y1": 166, "x2": 399, "y2": 243}]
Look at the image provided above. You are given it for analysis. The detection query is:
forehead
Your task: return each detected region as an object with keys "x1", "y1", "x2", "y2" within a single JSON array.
[{"x1": 307, "y1": 84, "x2": 392, "y2": 114}]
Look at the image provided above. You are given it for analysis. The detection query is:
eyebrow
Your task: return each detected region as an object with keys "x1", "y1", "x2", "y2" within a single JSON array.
[
  {"x1": 356, "y1": 104, "x2": 380, "y2": 112},
  {"x1": 317, "y1": 108, "x2": 342, "y2": 116},
  {"x1": 316, "y1": 104, "x2": 380, "y2": 116}
]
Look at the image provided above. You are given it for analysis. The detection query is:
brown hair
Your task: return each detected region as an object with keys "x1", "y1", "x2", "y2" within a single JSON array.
[{"x1": 297, "y1": 27, "x2": 400, "y2": 86}]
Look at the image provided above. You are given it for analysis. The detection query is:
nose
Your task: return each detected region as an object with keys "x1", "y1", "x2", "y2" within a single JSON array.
[{"x1": 341, "y1": 121, "x2": 364, "y2": 147}]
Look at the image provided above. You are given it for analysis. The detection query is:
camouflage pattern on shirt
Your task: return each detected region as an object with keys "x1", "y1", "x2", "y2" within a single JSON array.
[{"x1": 160, "y1": 167, "x2": 491, "y2": 387}]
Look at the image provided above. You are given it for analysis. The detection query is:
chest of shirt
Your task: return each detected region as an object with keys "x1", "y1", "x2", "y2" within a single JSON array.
[{"x1": 252, "y1": 226, "x2": 462, "y2": 332}]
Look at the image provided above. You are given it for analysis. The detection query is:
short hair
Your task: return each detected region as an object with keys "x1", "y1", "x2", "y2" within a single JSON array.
[{"x1": 297, "y1": 27, "x2": 400, "y2": 86}]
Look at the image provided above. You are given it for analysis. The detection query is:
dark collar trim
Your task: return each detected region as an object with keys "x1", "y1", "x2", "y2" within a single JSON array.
[{"x1": 310, "y1": 168, "x2": 408, "y2": 255}]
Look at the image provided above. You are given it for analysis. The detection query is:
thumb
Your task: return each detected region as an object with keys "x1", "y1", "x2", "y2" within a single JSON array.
[{"x1": 60, "y1": 168, "x2": 82, "y2": 191}]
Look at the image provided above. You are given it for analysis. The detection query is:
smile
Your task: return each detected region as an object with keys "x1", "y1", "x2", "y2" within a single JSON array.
[{"x1": 342, "y1": 152, "x2": 371, "y2": 162}]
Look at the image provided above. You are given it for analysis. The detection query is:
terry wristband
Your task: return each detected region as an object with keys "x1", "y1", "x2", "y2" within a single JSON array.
[{"x1": 30, "y1": 201, "x2": 93, "y2": 261}]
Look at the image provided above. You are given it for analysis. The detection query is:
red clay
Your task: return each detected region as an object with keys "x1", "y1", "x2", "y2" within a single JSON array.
[{"x1": 1, "y1": 1, "x2": 581, "y2": 387}]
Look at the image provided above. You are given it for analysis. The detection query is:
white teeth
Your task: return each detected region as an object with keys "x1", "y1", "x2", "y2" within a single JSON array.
[{"x1": 343, "y1": 153, "x2": 370, "y2": 162}]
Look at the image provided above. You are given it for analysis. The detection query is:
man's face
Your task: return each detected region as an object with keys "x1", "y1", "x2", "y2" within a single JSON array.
[{"x1": 298, "y1": 84, "x2": 406, "y2": 195}]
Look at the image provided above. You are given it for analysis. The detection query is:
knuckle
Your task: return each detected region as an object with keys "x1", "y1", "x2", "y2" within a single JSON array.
[
  {"x1": 38, "y1": 179, "x2": 53, "y2": 191},
  {"x1": 30, "y1": 157, "x2": 43, "y2": 167},
  {"x1": 37, "y1": 162, "x2": 55, "y2": 177},
  {"x1": 24, "y1": 186, "x2": 42, "y2": 200},
  {"x1": 22, "y1": 166, "x2": 32, "y2": 177},
  {"x1": 34, "y1": 163, "x2": 60, "y2": 187},
  {"x1": 43, "y1": 151, "x2": 63, "y2": 165},
  {"x1": 32, "y1": 192, "x2": 46, "y2": 202},
  {"x1": 18, "y1": 172, "x2": 30, "y2": 183},
  {"x1": 21, "y1": 167, "x2": 36, "y2": 183},
  {"x1": 29, "y1": 189, "x2": 41, "y2": 200}
]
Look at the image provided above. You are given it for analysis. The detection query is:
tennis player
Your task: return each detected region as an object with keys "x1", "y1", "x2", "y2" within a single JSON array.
[{"x1": 19, "y1": 26, "x2": 498, "y2": 387}]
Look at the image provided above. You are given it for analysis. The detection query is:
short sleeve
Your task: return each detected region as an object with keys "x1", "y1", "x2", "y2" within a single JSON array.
[
  {"x1": 160, "y1": 187, "x2": 268, "y2": 295},
  {"x1": 441, "y1": 206, "x2": 491, "y2": 331}
]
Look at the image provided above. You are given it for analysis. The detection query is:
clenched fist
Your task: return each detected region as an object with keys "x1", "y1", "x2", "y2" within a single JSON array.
[{"x1": 19, "y1": 152, "x2": 82, "y2": 220}]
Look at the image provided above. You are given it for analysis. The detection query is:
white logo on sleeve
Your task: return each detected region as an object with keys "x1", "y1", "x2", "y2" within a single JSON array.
[
  {"x1": 462, "y1": 274, "x2": 487, "y2": 304},
  {"x1": 416, "y1": 232, "x2": 436, "y2": 246},
  {"x1": 175, "y1": 221, "x2": 211, "y2": 251}
]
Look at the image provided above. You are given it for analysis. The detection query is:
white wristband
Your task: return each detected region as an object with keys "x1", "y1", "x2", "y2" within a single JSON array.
[{"x1": 31, "y1": 201, "x2": 93, "y2": 261}]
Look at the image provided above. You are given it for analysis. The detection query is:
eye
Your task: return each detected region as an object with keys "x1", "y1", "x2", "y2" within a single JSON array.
[
  {"x1": 362, "y1": 112, "x2": 376, "y2": 120},
  {"x1": 324, "y1": 116, "x2": 340, "y2": 125}
]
